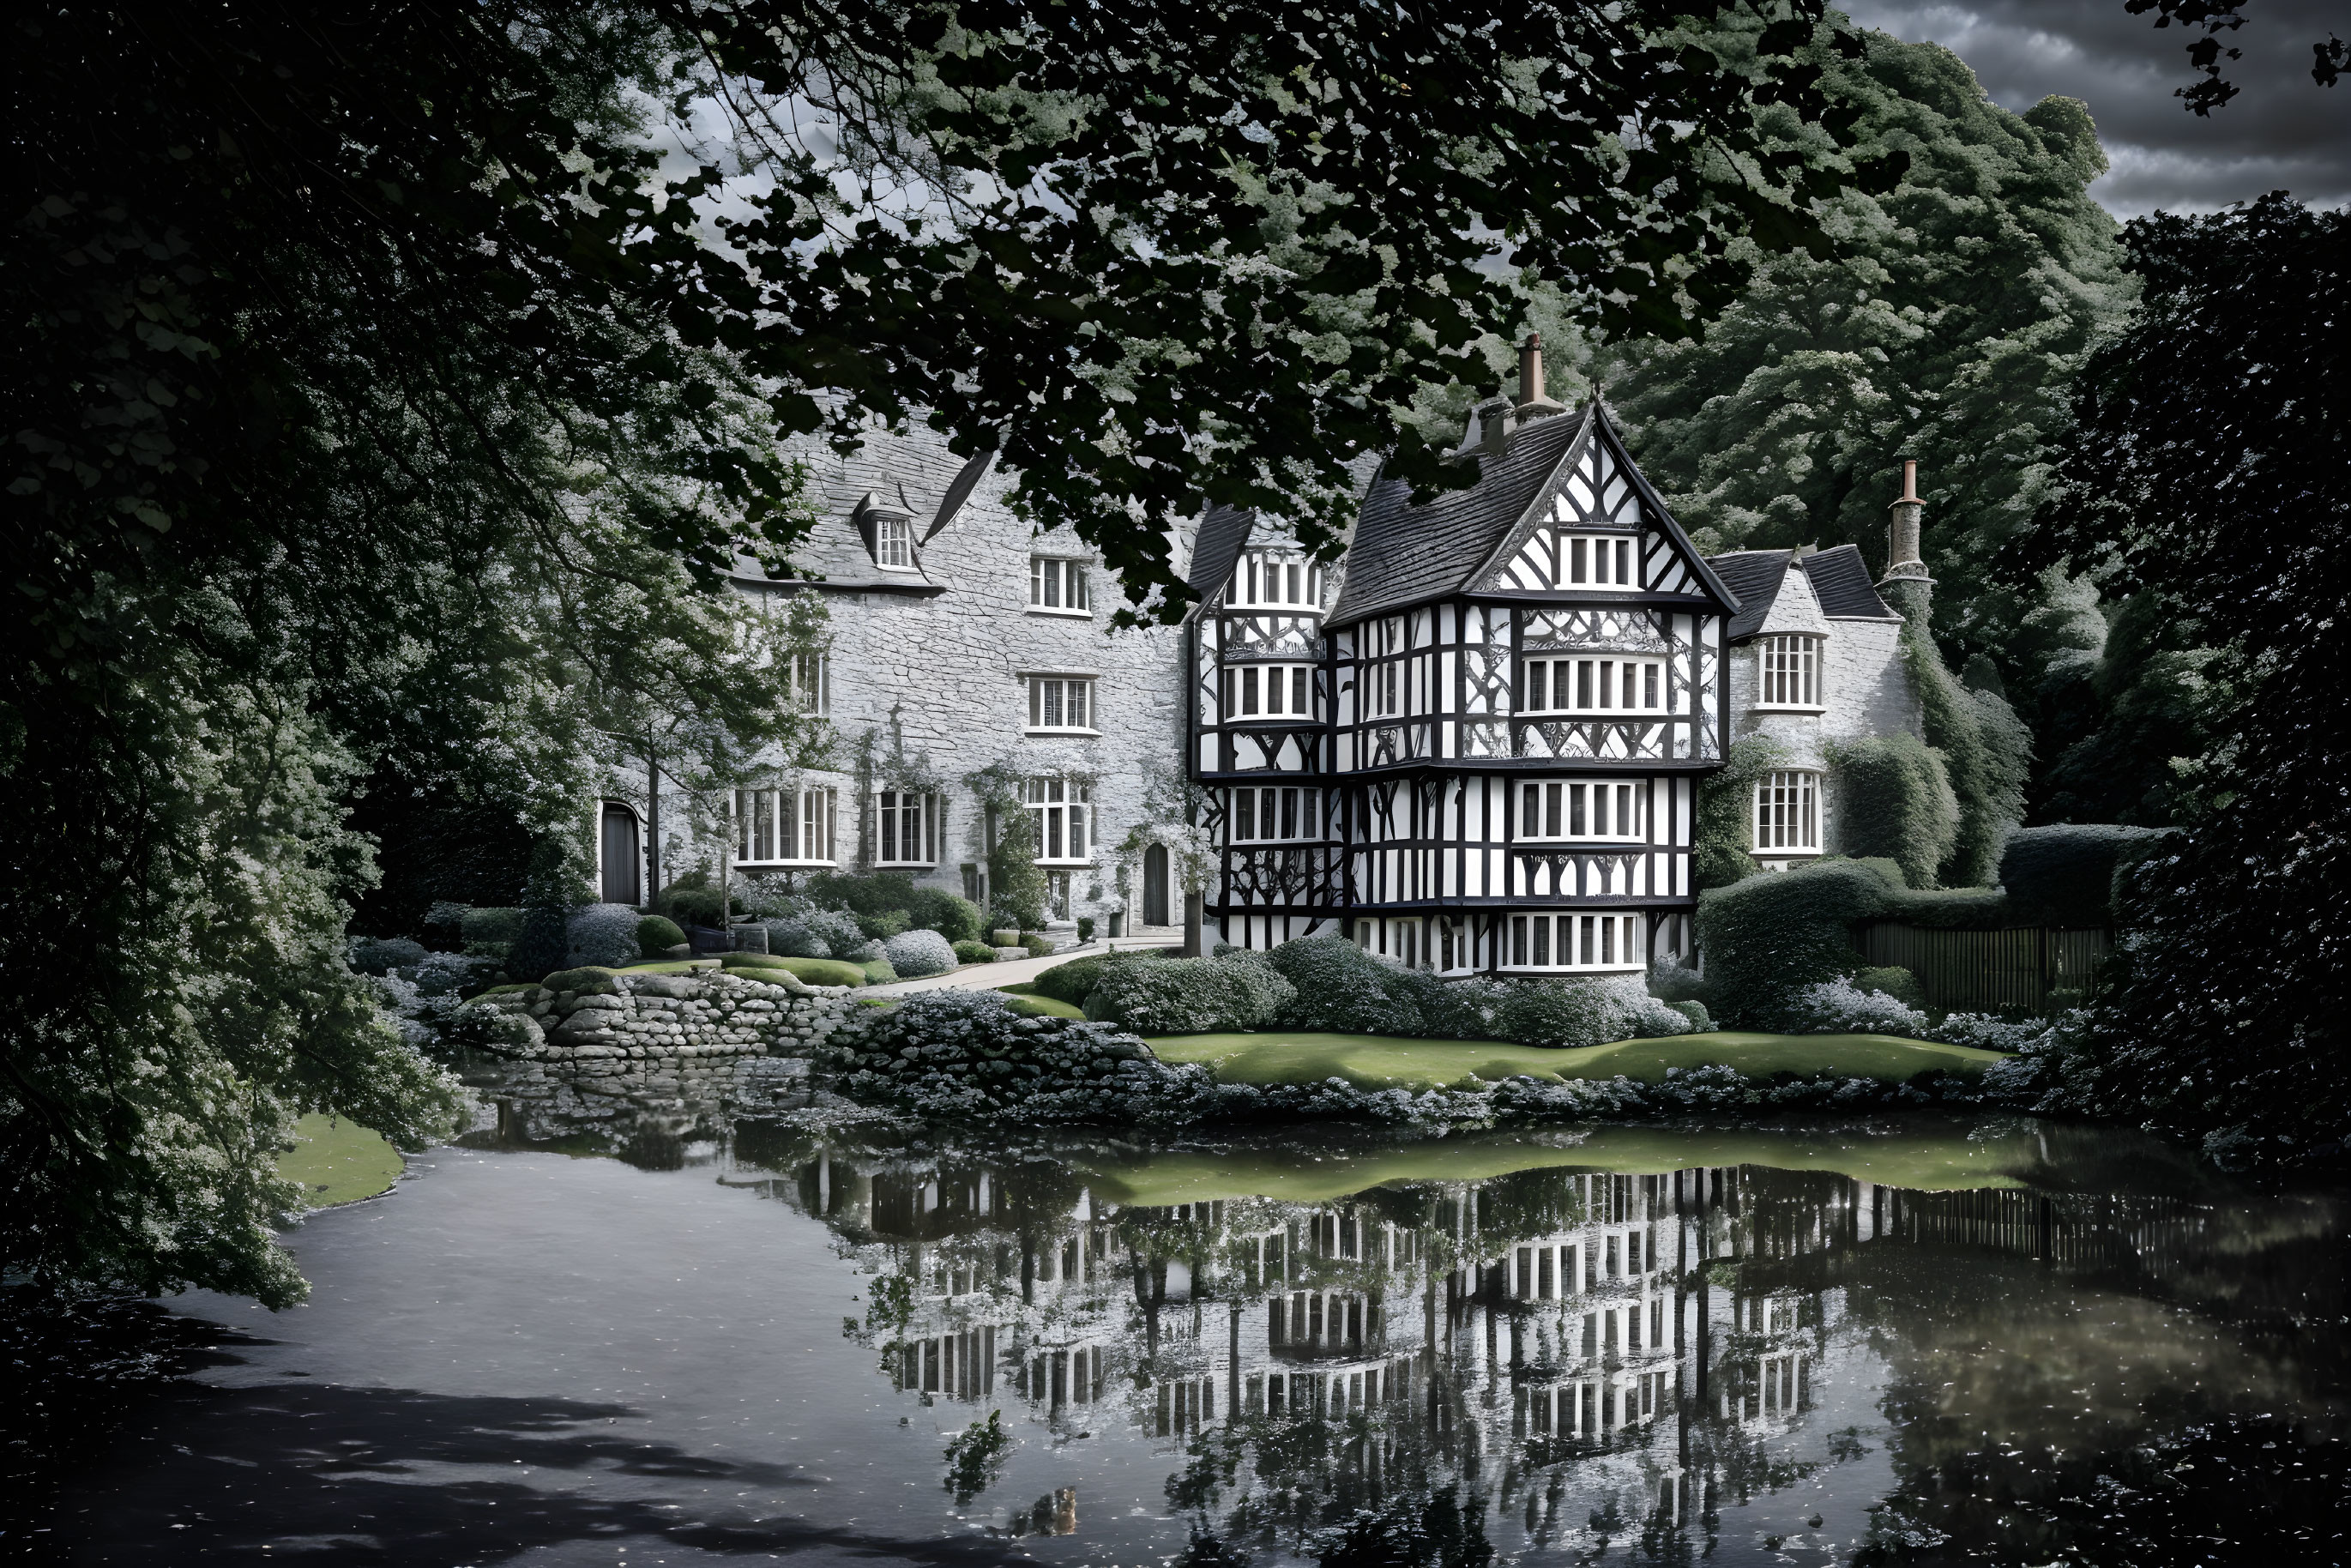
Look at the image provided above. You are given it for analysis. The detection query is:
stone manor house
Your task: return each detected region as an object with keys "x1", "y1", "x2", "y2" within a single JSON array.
[{"x1": 599, "y1": 344, "x2": 1926, "y2": 971}]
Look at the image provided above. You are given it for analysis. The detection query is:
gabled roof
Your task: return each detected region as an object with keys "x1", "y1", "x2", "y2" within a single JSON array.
[
  {"x1": 1707, "y1": 543, "x2": 1902, "y2": 640},
  {"x1": 1800, "y1": 544, "x2": 1902, "y2": 621},
  {"x1": 1329, "y1": 406, "x2": 1737, "y2": 628}
]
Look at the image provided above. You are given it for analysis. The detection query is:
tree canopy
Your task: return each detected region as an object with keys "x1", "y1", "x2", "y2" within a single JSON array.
[{"x1": 2023, "y1": 195, "x2": 2349, "y2": 1163}]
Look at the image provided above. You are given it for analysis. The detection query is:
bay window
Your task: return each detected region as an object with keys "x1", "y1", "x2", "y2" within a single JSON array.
[
  {"x1": 1507, "y1": 912, "x2": 1646, "y2": 972},
  {"x1": 1757, "y1": 635, "x2": 1823, "y2": 709},
  {"x1": 1522, "y1": 656, "x2": 1667, "y2": 715},
  {"x1": 738, "y1": 786, "x2": 837, "y2": 865},
  {"x1": 1221, "y1": 662, "x2": 1314, "y2": 720},
  {"x1": 1517, "y1": 781, "x2": 1645, "y2": 841},
  {"x1": 1753, "y1": 770, "x2": 1820, "y2": 853}
]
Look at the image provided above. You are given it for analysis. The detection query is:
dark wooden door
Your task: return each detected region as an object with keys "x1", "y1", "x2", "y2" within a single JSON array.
[
  {"x1": 600, "y1": 804, "x2": 641, "y2": 905},
  {"x1": 1143, "y1": 843, "x2": 1170, "y2": 927}
]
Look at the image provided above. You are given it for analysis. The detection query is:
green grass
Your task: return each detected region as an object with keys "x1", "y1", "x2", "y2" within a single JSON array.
[
  {"x1": 1145, "y1": 1029, "x2": 2004, "y2": 1090},
  {"x1": 730, "y1": 955, "x2": 867, "y2": 987},
  {"x1": 1074, "y1": 1122, "x2": 2042, "y2": 1203},
  {"x1": 997, "y1": 983, "x2": 1085, "y2": 1019},
  {"x1": 278, "y1": 1113, "x2": 406, "y2": 1206}
]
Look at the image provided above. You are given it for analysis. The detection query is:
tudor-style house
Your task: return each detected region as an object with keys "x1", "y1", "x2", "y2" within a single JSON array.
[{"x1": 1188, "y1": 342, "x2": 1741, "y2": 975}]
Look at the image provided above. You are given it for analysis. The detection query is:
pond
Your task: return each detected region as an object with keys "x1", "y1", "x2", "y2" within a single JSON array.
[{"x1": 47, "y1": 1063, "x2": 2351, "y2": 1566}]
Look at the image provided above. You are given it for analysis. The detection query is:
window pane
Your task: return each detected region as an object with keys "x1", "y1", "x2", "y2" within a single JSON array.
[
  {"x1": 1071, "y1": 680, "x2": 1089, "y2": 729},
  {"x1": 1292, "y1": 667, "x2": 1308, "y2": 715},
  {"x1": 1070, "y1": 804, "x2": 1086, "y2": 859},
  {"x1": 1571, "y1": 538, "x2": 1587, "y2": 583},
  {"x1": 1522, "y1": 784, "x2": 1537, "y2": 837},
  {"x1": 1532, "y1": 917, "x2": 1550, "y2": 967},
  {"x1": 1645, "y1": 662, "x2": 1659, "y2": 709},
  {"x1": 1615, "y1": 540, "x2": 1631, "y2": 584},
  {"x1": 1546, "y1": 781, "x2": 1562, "y2": 837},
  {"x1": 1287, "y1": 563, "x2": 1301, "y2": 603},
  {"x1": 1511, "y1": 916, "x2": 1528, "y2": 966},
  {"x1": 1030, "y1": 679, "x2": 1043, "y2": 727},
  {"x1": 1281, "y1": 788, "x2": 1298, "y2": 839},
  {"x1": 1571, "y1": 784, "x2": 1587, "y2": 836},
  {"x1": 1265, "y1": 667, "x2": 1283, "y2": 715},
  {"x1": 1238, "y1": 790, "x2": 1256, "y2": 841},
  {"x1": 1242, "y1": 667, "x2": 1259, "y2": 715},
  {"x1": 1577, "y1": 660, "x2": 1594, "y2": 708}
]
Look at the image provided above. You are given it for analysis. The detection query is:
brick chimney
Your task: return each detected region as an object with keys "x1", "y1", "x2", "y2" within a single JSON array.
[
  {"x1": 1514, "y1": 334, "x2": 1568, "y2": 424},
  {"x1": 1879, "y1": 457, "x2": 1934, "y2": 622}
]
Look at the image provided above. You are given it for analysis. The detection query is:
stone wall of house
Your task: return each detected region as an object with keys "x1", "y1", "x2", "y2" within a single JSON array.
[
  {"x1": 467, "y1": 969, "x2": 857, "y2": 1099},
  {"x1": 1727, "y1": 616, "x2": 1920, "y2": 865},
  {"x1": 619, "y1": 420, "x2": 1190, "y2": 932}
]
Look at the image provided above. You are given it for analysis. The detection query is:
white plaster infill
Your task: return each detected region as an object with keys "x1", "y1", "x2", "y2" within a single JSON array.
[{"x1": 865, "y1": 935, "x2": 1185, "y2": 996}]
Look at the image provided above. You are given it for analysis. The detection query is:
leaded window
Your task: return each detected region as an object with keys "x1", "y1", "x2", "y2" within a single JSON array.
[
  {"x1": 1029, "y1": 557, "x2": 1090, "y2": 613},
  {"x1": 1230, "y1": 785, "x2": 1320, "y2": 841},
  {"x1": 1221, "y1": 662, "x2": 1314, "y2": 720},
  {"x1": 875, "y1": 791, "x2": 944, "y2": 865},
  {"x1": 1522, "y1": 656, "x2": 1667, "y2": 714},
  {"x1": 1757, "y1": 635, "x2": 1823, "y2": 708},
  {"x1": 1753, "y1": 770, "x2": 1820, "y2": 852},
  {"x1": 738, "y1": 786, "x2": 837, "y2": 865},
  {"x1": 787, "y1": 651, "x2": 829, "y2": 716},
  {"x1": 1507, "y1": 912, "x2": 1646, "y2": 972},
  {"x1": 1026, "y1": 676, "x2": 1095, "y2": 733},
  {"x1": 1022, "y1": 777, "x2": 1092, "y2": 862},
  {"x1": 1226, "y1": 552, "x2": 1323, "y2": 609},
  {"x1": 876, "y1": 515, "x2": 913, "y2": 569},
  {"x1": 1517, "y1": 781, "x2": 1645, "y2": 841}
]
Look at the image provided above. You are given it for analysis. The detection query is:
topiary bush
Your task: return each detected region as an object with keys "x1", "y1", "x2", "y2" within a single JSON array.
[
  {"x1": 566, "y1": 904, "x2": 642, "y2": 968},
  {"x1": 657, "y1": 879, "x2": 730, "y2": 929},
  {"x1": 1830, "y1": 733, "x2": 1960, "y2": 890},
  {"x1": 1695, "y1": 859, "x2": 1890, "y2": 1028},
  {"x1": 1998, "y1": 823, "x2": 2171, "y2": 926},
  {"x1": 860, "y1": 957, "x2": 899, "y2": 985},
  {"x1": 1021, "y1": 933, "x2": 1055, "y2": 959},
  {"x1": 909, "y1": 887, "x2": 986, "y2": 944},
  {"x1": 882, "y1": 928, "x2": 958, "y2": 978},
  {"x1": 636, "y1": 914, "x2": 686, "y2": 957},
  {"x1": 1491, "y1": 974, "x2": 1692, "y2": 1048},
  {"x1": 1264, "y1": 936, "x2": 1430, "y2": 1036},
  {"x1": 1083, "y1": 953, "x2": 1295, "y2": 1034},
  {"x1": 951, "y1": 940, "x2": 998, "y2": 965},
  {"x1": 1033, "y1": 950, "x2": 1163, "y2": 1007}
]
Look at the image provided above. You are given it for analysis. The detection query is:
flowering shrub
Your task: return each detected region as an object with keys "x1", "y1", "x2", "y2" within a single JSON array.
[
  {"x1": 1083, "y1": 953, "x2": 1295, "y2": 1034},
  {"x1": 881, "y1": 928, "x2": 958, "y2": 978},
  {"x1": 1781, "y1": 975, "x2": 1931, "y2": 1036}
]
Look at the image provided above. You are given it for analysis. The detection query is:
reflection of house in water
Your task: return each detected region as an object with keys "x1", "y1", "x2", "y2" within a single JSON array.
[{"x1": 721, "y1": 1130, "x2": 2225, "y2": 1553}]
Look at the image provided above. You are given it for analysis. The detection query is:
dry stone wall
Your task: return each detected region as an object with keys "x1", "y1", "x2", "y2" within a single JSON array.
[{"x1": 466, "y1": 970, "x2": 859, "y2": 1100}]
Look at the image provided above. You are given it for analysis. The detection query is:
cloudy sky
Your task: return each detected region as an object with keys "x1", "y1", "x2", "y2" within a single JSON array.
[{"x1": 1845, "y1": 0, "x2": 2350, "y2": 215}]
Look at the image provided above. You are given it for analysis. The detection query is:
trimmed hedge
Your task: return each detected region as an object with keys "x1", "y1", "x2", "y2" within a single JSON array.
[
  {"x1": 1999, "y1": 823, "x2": 2171, "y2": 925},
  {"x1": 1256, "y1": 935, "x2": 1690, "y2": 1049},
  {"x1": 1083, "y1": 953, "x2": 1295, "y2": 1034},
  {"x1": 861, "y1": 957, "x2": 900, "y2": 985},
  {"x1": 636, "y1": 914, "x2": 686, "y2": 956},
  {"x1": 1031, "y1": 950, "x2": 1162, "y2": 1008},
  {"x1": 1830, "y1": 733, "x2": 1959, "y2": 890},
  {"x1": 951, "y1": 940, "x2": 998, "y2": 964},
  {"x1": 910, "y1": 888, "x2": 987, "y2": 944},
  {"x1": 566, "y1": 904, "x2": 642, "y2": 968},
  {"x1": 459, "y1": 906, "x2": 524, "y2": 948},
  {"x1": 742, "y1": 955, "x2": 868, "y2": 987},
  {"x1": 1695, "y1": 859, "x2": 1890, "y2": 1028}
]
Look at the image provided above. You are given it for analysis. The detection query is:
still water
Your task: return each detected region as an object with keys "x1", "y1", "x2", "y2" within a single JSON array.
[{"x1": 54, "y1": 1066, "x2": 2351, "y2": 1566}]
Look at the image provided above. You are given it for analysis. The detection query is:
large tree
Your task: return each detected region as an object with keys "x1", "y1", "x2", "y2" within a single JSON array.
[
  {"x1": 7, "y1": 2, "x2": 1877, "y2": 1300},
  {"x1": 2022, "y1": 196, "x2": 2348, "y2": 1164},
  {"x1": 1602, "y1": 29, "x2": 2132, "y2": 676}
]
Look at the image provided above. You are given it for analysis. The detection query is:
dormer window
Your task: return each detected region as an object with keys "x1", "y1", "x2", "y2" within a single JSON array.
[
  {"x1": 1227, "y1": 552, "x2": 1322, "y2": 610},
  {"x1": 1757, "y1": 634, "x2": 1824, "y2": 709},
  {"x1": 876, "y1": 514, "x2": 913, "y2": 570}
]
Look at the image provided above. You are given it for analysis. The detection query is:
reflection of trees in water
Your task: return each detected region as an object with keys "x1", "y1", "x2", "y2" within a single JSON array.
[{"x1": 449, "y1": 1066, "x2": 2349, "y2": 1564}]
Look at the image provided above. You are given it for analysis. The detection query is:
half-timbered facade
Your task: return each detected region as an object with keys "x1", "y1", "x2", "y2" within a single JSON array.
[{"x1": 1189, "y1": 394, "x2": 1739, "y2": 974}]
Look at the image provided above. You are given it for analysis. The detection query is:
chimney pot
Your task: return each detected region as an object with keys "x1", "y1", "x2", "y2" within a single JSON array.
[{"x1": 1512, "y1": 333, "x2": 1569, "y2": 423}]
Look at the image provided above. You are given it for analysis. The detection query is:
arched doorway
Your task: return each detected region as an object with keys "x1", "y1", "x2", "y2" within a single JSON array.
[
  {"x1": 600, "y1": 802, "x2": 642, "y2": 905},
  {"x1": 1142, "y1": 843, "x2": 1170, "y2": 927}
]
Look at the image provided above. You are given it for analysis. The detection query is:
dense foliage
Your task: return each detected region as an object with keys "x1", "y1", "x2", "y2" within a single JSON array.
[
  {"x1": 1607, "y1": 29, "x2": 2131, "y2": 672},
  {"x1": 1828, "y1": 733, "x2": 1958, "y2": 890},
  {"x1": 2019, "y1": 196, "x2": 2351, "y2": 1164},
  {"x1": 1998, "y1": 824, "x2": 2169, "y2": 926},
  {"x1": 1084, "y1": 954, "x2": 1298, "y2": 1035},
  {"x1": 1691, "y1": 735, "x2": 1787, "y2": 889}
]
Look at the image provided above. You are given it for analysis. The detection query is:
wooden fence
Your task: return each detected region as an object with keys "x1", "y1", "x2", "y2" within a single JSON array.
[{"x1": 1854, "y1": 923, "x2": 2111, "y2": 1013}]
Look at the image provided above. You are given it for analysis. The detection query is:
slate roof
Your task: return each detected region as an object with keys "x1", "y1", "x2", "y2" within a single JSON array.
[
  {"x1": 1800, "y1": 544, "x2": 1902, "y2": 620},
  {"x1": 1710, "y1": 551, "x2": 1793, "y2": 642},
  {"x1": 1328, "y1": 409, "x2": 1590, "y2": 627},
  {"x1": 1706, "y1": 544, "x2": 1902, "y2": 641},
  {"x1": 1185, "y1": 504, "x2": 1257, "y2": 606}
]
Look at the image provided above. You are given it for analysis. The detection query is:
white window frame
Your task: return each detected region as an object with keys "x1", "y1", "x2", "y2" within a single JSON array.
[
  {"x1": 875, "y1": 515, "x2": 914, "y2": 570},
  {"x1": 1754, "y1": 770, "x2": 1821, "y2": 853},
  {"x1": 1522, "y1": 655, "x2": 1667, "y2": 715},
  {"x1": 1505, "y1": 911, "x2": 1647, "y2": 973},
  {"x1": 1548, "y1": 532, "x2": 1640, "y2": 588},
  {"x1": 1228, "y1": 784, "x2": 1322, "y2": 843},
  {"x1": 1022, "y1": 776, "x2": 1093, "y2": 864},
  {"x1": 1028, "y1": 557, "x2": 1092, "y2": 617},
  {"x1": 875, "y1": 790, "x2": 945, "y2": 866},
  {"x1": 1757, "y1": 634, "x2": 1824, "y2": 710},
  {"x1": 1221, "y1": 662, "x2": 1315, "y2": 721},
  {"x1": 1024, "y1": 675, "x2": 1097, "y2": 734},
  {"x1": 787, "y1": 650, "x2": 830, "y2": 717},
  {"x1": 1516, "y1": 781, "x2": 1646, "y2": 842},
  {"x1": 1225, "y1": 552, "x2": 1323, "y2": 611},
  {"x1": 738, "y1": 786, "x2": 838, "y2": 866}
]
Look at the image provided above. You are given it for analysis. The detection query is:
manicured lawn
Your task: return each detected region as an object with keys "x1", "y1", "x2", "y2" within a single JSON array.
[
  {"x1": 1146, "y1": 1029, "x2": 2004, "y2": 1090},
  {"x1": 1076, "y1": 1121, "x2": 2042, "y2": 1203},
  {"x1": 997, "y1": 983, "x2": 1085, "y2": 1018},
  {"x1": 278, "y1": 1113, "x2": 406, "y2": 1206}
]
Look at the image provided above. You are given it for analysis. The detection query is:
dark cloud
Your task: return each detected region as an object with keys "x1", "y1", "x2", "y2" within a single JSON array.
[{"x1": 1844, "y1": 0, "x2": 2351, "y2": 216}]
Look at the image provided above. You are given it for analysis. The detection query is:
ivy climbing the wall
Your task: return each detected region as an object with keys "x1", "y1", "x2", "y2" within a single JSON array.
[
  {"x1": 1691, "y1": 736, "x2": 1787, "y2": 890},
  {"x1": 1828, "y1": 733, "x2": 1959, "y2": 890},
  {"x1": 1896, "y1": 610, "x2": 2032, "y2": 888}
]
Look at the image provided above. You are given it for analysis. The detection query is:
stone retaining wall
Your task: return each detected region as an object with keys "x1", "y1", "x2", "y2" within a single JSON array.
[{"x1": 466, "y1": 969, "x2": 859, "y2": 1095}]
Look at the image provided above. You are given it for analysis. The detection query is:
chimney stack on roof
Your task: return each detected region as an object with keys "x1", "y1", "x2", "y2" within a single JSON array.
[
  {"x1": 1879, "y1": 457, "x2": 1933, "y2": 622},
  {"x1": 1513, "y1": 334, "x2": 1568, "y2": 423}
]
